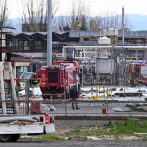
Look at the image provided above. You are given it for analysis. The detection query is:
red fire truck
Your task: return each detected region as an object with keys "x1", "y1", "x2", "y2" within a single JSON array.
[
  {"x1": 40, "y1": 61, "x2": 80, "y2": 99},
  {"x1": 128, "y1": 62, "x2": 147, "y2": 86}
]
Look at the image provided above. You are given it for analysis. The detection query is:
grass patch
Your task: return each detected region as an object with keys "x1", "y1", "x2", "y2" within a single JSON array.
[
  {"x1": 20, "y1": 116, "x2": 147, "y2": 141},
  {"x1": 67, "y1": 116, "x2": 147, "y2": 139},
  {"x1": 37, "y1": 134, "x2": 64, "y2": 141},
  {"x1": 70, "y1": 129, "x2": 81, "y2": 133},
  {"x1": 83, "y1": 129, "x2": 100, "y2": 136},
  {"x1": 106, "y1": 116, "x2": 147, "y2": 135},
  {"x1": 69, "y1": 128, "x2": 100, "y2": 136}
]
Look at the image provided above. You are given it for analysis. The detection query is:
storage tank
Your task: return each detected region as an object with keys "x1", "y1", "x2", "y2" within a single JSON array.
[
  {"x1": 98, "y1": 37, "x2": 111, "y2": 44},
  {"x1": 106, "y1": 28, "x2": 118, "y2": 36},
  {"x1": 95, "y1": 58, "x2": 114, "y2": 74}
]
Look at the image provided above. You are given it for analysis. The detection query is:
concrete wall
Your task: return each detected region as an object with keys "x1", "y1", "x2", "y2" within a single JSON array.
[{"x1": 55, "y1": 117, "x2": 144, "y2": 127}]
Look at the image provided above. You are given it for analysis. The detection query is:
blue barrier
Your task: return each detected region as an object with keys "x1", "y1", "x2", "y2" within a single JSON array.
[{"x1": 0, "y1": 94, "x2": 12, "y2": 99}]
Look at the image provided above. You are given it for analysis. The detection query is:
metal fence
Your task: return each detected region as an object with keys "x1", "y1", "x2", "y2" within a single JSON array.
[{"x1": 0, "y1": 99, "x2": 147, "y2": 117}]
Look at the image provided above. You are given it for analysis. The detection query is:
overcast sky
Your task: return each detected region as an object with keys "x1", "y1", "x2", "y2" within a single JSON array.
[{"x1": 9, "y1": 0, "x2": 147, "y2": 19}]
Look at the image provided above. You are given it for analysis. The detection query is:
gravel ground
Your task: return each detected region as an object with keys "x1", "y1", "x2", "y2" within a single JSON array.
[{"x1": 1, "y1": 141, "x2": 147, "y2": 147}]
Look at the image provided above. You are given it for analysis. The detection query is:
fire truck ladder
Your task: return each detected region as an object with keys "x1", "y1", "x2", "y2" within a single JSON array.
[{"x1": 60, "y1": 70, "x2": 64, "y2": 85}]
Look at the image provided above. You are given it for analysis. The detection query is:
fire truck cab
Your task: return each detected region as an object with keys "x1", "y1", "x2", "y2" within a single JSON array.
[
  {"x1": 40, "y1": 61, "x2": 80, "y2": 99},
  {"x1": 128, "y1": 62, "x2": 147, "y2": 86}
]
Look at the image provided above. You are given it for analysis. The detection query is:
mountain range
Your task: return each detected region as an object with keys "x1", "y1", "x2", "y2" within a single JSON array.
[
  {"x1": 127, "y1": 14, "x2": 147, "y2": 31},
  {"x1": 9, "y1": 14, "x2": 147, "y2": 32}
]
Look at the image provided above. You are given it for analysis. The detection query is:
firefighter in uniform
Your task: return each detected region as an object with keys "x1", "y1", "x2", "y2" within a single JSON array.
[
  {"x1": 134, "y1": 78, "x2": 138, "y2": 86},
  {"x1": 32, "y1": 73, "x2": 38, "y2": 86},
  {"x1": 138, "y1": 76, "x2": 142, "y2": 86},
  {"x1": 16, "y1": 75, "x2": 20, "y2": 88}
]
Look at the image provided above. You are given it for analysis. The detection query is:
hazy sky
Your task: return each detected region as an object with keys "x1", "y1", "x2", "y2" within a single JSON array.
[{"x1": 9, "y1": 0, "x2": 147, "y2": 19}]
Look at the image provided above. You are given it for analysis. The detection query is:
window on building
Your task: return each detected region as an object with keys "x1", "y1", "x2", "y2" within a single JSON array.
[
  {"x1": 34, "y1": 41, "x2": 43, "y2": 49},
  {"x1": 24, "y1": 41, "x2": 29, "y2": 50},
  {"x1": 19, "y1": 41, "x2": 23, "y2": 51}
]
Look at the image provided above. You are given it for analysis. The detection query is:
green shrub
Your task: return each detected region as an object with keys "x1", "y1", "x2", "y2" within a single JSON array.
[
  {"x1": 70, "y1": 129, "x2": 81, "y2": 133},
  {"x1": 108, "y1": 116, "x2": 147, "y2": 135}
]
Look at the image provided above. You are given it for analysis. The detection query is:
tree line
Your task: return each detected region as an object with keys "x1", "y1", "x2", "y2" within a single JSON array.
[{"x1": 0, "y1": 0, "x2": 132, "y2": 32}]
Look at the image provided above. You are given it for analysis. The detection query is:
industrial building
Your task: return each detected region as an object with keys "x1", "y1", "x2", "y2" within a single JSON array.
[{"x1": 5, "y1": 29, "x2": 147, "y2": 85}]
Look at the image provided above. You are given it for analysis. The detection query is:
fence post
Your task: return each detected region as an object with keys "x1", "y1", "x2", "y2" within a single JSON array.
[
  {"x1": 107, "y1": 85, "x2": 108, "y2": 117},
  {"x1": 123, "y1": 88, "x2": 125, "y2": 101},
  {"x1": 139, "y1": 88, "x2": 141, "y2": 101},
  {"x1": 0, "y1": 62, "x2": 6, "y2": 114},
  {"x1": 111, "y1": 88, "x2": 113, "y2": 100},
  {"x1": 8, "y1": 62, "x2": 19, "y2": 114},
  {"x1": 64, "y1": 79, "x2": 67, "y2": 116},
  {"x1": 26, "y1": 81, "x2": 29, "y2": 114}
]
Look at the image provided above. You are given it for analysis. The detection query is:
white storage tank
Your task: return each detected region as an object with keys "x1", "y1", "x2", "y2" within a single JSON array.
[
  {"x1": 98, "y1": 37, "x2": 111, "y2": 44},
  {"x1": 95, "y1": 58, "x2": 114, "y2": 74},
  {"x1": 106, "y1": 28, "x2": 118, "y2": 36}
]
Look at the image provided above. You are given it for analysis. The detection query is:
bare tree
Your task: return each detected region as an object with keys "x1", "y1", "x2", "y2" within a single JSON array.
[
  {"x1": 0, "y1": 0, "x2": 11, "y2": 29},
  {"x1": 95, "y1": 10, "x2": 132, "y2": 30},
  {"x1": 73, "y1": 0, "x2": 91, "y2": 30},
  {"x1": 57, "y1": 0, "x2": 91, "y2": 31},
  {"x1": 18, "y1": 0, "x2": 60, "y2": 32},
  {"x1": 57, "y1": 2, "x2": 132, "y2": 32}
]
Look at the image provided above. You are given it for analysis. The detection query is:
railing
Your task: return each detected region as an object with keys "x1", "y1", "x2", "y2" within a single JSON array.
[{"x1": 0, "y1": 99, "x2": 147, "y2": 116}]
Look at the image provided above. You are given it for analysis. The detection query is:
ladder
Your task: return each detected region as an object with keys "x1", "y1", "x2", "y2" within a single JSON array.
[{"x1": 60, "y1": 65, "x2": 64, "y2": 85}]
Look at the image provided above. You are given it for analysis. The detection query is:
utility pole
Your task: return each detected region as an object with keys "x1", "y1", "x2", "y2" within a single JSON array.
[
  {"x1": 121, "y1": 6, "x2": 125, "y2": 85},
  {"x1": 47, "y1": 0, "x2": 52, "y2": 65}
]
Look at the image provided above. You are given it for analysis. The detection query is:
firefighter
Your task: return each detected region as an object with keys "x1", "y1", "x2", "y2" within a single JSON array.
[
  {"x1": 71, "y1": 86, "x2": 79, "y2": 110},
  {"x1": 138, "y1": 76, "x2": 142, "y2": 86},
  {"x1": 32, "y1": 73, "x2": 38, "y2": 86},
  {"x1": 72, "y1": 102, "x2": 79, "y2": 110},
  {"x1": 16, "y1": 75, "x2": 20, "y2": 87},
  {"x1": 134, "y1": 78, "x2": 138, "y2": 86}
]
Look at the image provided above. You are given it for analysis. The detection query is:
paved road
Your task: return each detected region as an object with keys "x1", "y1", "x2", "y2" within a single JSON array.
[
  {"x1": 45, "y1": 102, "x2": 147, "y2": 116},
  {"x1": 0, "y1": 141, "x2": 147, "y2": 147}
]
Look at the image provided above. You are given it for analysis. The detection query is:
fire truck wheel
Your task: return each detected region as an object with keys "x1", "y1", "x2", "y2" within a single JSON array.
[
  {"x1": 0, "y1": 134, "x2": 12, "y2": 142},
  {"x1": 11, "y1": 134, "x2": 20, "y2": 142}
]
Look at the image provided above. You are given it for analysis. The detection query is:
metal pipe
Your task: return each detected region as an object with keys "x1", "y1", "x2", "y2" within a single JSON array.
[
  {"x1": 0, "y1": 62, "x2": 6, "y2": 114},
  {"x1": 63, "y1": 46, "x2": 147, "y2": 50},
  {"x1": 136, "y1": 49, "x2": 138, "y2": 61},
  {"x1": 64, "y1": 82, "x2": 67, "y2": 116},
  {"x1": 119, "y1": 49, "x2": 121, "y2": 86},
  {"x1": 122, "y1": 6, "x2": 124, "y2": 47},
  {"x1": 75, "y1": 57, "x2": 90, "y2": 59},
  {"x1": 124, "y1": 50, "x2": 127, "y2": 84},
  {"x1": 122, "y1": 6, "x2": 124, "y2": 86},
  {"x1": 25, "y1": 83, "x2": 26, "y2": 115},
  {"x1": 26, "y1": 81, "x2": 29, "y2": 114},
  {"x1": 107, "y1": 85, "x2": 108, "y2": 117},
  {"x1": 8, "y1": 62, "x2": 19, "y2": 114},
  {"x1": 145, "y1": 48, "x2": 147, "y2": 63},
  {"x1": 82, "y1": 66, "x2": 83, "y2": 87},
  {"x1": 14, "y1": 62, "x2": 16, "y2": 86},
  {"x1": 2, "y1": 100, "x2": 147, "y2": 104},
  {"x1": 47, "y1": 0, "x2": 52, "y2": 65},
  {"x1": 111, "y1": 47, "x2": 113, "y2": 85},
  {"x1": 114, "y1": 58, "x2": 115, "y2": 84}
]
